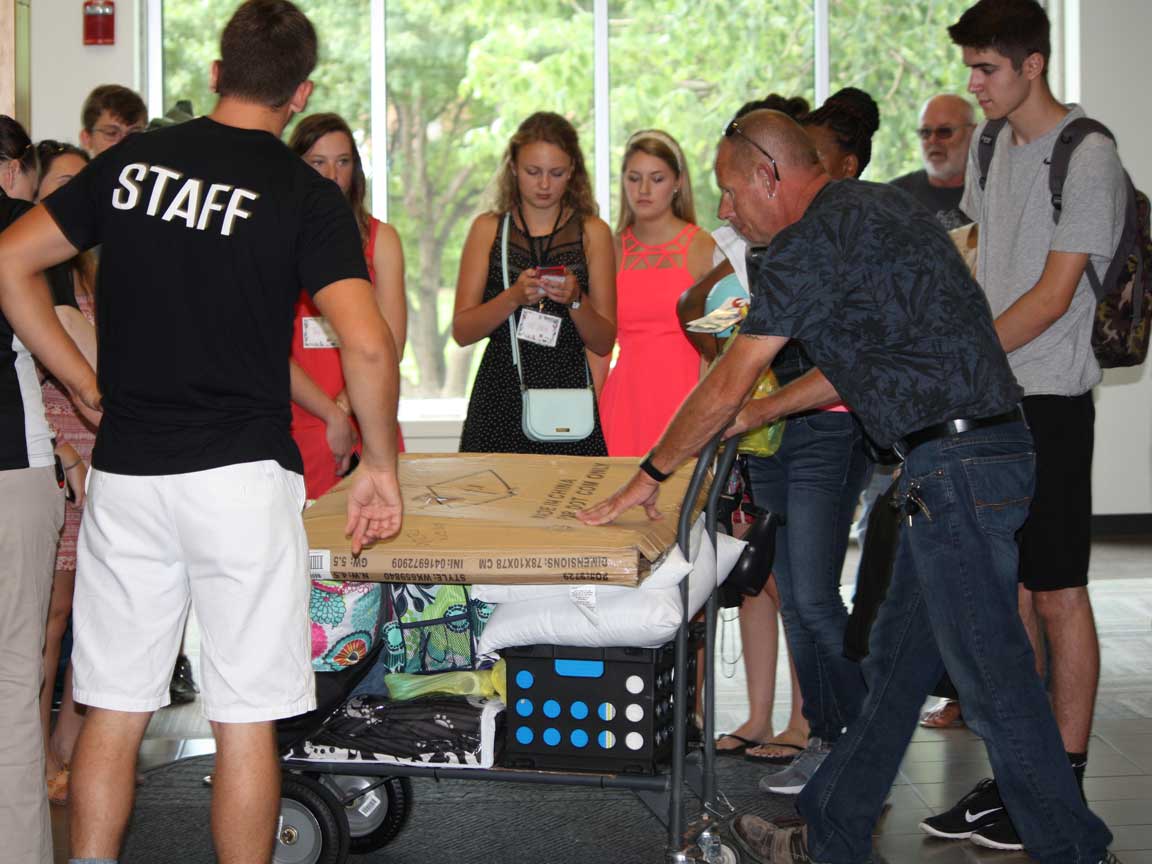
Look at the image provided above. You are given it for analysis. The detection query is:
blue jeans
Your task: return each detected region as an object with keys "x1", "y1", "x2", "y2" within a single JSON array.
[
  {"x1": 747, "y1": 411, "x2": 869, "y2": 742},
  {"x1": 798, "y1": 422, "x2": 1112, "y2": 863}
]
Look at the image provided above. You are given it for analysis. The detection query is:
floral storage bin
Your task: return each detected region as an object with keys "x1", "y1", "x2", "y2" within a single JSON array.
[
  {"x1": 310, "y1": 580, "x2": 385, "y2": 673},
  {"x1": 379, "y1": 584, "x2": 492, "y2": 675}
]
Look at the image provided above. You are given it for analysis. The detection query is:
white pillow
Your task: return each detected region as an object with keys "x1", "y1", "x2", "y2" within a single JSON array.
[{"x1": 476, "y1": 519, "x2": 744, "y2": 653}]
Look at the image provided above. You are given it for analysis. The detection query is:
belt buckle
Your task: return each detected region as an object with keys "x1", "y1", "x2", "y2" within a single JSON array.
[{"x1": 892, "y1": 439, "x2": 909, "y2": 462}]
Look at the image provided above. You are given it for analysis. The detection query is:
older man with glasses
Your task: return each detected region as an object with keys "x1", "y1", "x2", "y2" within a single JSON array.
[
  {"x1": 890, "y1": 94, "x2": 976, "y2": 230},
  {"x1": 579, "y1": 108, "x2": 1113, "y2": 864}
]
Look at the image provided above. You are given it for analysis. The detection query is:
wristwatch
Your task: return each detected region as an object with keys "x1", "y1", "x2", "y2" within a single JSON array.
[{"x1": 639, "y1": 453, "x2": 671, "y2": 483}]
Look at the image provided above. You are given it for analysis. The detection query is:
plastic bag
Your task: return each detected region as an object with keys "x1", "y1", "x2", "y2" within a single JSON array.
[
  {"x1": 382, "y1": 659, "x2": 507, "y2": 704},
  {"x1": 736, "y1": 367, "x2": 786, "y2": 457},
  {"x1": 713, "y1": 327, "x2": 786, "y2": 458}
]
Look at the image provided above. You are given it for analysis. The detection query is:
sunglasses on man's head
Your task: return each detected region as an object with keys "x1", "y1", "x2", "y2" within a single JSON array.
[
  {"x1": 916, "y1": 124, "x2": 975, "y2": 141},
  {"x1": 724, "y1": 119, "x2": 781, "y2": 182}
]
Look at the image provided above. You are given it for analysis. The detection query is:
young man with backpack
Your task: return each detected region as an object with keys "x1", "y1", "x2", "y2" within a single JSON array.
[{"x1": 920, "y1": 0, "x2": 1129, "y2": 852}]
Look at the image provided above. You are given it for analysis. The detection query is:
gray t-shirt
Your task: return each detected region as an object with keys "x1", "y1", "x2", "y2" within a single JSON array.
[
  {"x1": 890, "y1": 169, "x2": 971, "y2": 230},
  {"x1": 961, "y1": 105, "x2": 1127, "y2": 396}
]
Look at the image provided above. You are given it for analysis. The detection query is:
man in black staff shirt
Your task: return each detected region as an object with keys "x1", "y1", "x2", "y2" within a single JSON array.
[
  {"x1": 580, "y1": 110, "x2": 1113, "y2": 863},
  {"x1": 0, "y1": 2, "x2": 403, "y2": 862}
]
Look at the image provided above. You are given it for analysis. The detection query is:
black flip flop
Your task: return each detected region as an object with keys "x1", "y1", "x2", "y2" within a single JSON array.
[
  {"x1": 714, "y1": 733, "x2": 763, "y2": 756},
  {"x1": 744, "y1": 740, "x2": 804, "y2": 764}
]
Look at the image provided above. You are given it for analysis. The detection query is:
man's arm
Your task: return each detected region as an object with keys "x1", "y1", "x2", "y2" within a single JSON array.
[
  {"x1": 312, "y1": 277, "x2": 402, "y2": 552},
  {"x1": 579, "y1": 332, "x2": 787, "y2": 525},
  {"x1": 993, "y1": 250, "x2": 1088, "y2": 354},
  {"x1": 726, "y1": 367, "x2": 842, "y2": 437},
  {"x1": 0, "y1": 206, "x2": 100, "y2": 411}
]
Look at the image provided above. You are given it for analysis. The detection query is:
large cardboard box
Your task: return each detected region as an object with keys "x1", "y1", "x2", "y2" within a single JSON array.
[{"x1": 304, "y1": 453, "x2": 702, "y2": 587}]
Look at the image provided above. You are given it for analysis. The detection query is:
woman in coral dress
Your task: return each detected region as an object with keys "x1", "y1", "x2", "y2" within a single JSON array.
[{"x1": 598, "y1": 130, "x2": 715, "y2": 457}]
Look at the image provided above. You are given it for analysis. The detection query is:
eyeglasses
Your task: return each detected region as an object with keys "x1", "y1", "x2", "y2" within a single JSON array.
[
  {"x1": 92, "y1": 124, "x2": 145, "y2": 143},
  {"x1": 724, "y1": 118, "x2": 781, "y2": 182},
  {"x1": 916, "y1": 124, "x2": 975, "y2": 141}
]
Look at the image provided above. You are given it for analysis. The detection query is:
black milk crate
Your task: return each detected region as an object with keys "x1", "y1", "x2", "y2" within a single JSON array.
[{"x1": 501, "y1": 641, "x2": 697, "y2": 775}]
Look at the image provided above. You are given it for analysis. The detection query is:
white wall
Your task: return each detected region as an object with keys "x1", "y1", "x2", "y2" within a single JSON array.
[
  {"x1": 29, "y1": 0, "x2": 139, "y2": 144},
  {"x1": 1076, "y1": 0, "x2": 1152, "y2": 516}
]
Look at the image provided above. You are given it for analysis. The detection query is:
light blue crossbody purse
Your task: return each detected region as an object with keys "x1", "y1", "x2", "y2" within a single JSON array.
[{"x1": 501, "y1": 213, "x2": 595, "y2": 443}]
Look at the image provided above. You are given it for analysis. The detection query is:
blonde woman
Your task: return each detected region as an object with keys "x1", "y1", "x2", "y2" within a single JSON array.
[
  {"x1": 598, "y1": 130, "x2": 714, "y2": 456},
  {"x1": 453, "y1": 111, "x2": 616, "y2": 455}
]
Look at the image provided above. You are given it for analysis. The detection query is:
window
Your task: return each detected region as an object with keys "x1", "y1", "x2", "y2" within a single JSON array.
[{"x1": 151, "y1": 0, "x2": 996, "y2": 410}]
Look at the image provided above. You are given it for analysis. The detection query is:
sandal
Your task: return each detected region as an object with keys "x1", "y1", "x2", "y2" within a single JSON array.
[
  {"x1": 919, "y1": 698, "x2": 964, "y2": 729},
  {"x1": 744, "y1": 728, "x2": 808, "y2": 764},
  {"x1": 46, "y1": 766, "x2": 70, "y2": 805},
  {"x1": 714, "y1": 733, "x2": 764, "y2": 756}
]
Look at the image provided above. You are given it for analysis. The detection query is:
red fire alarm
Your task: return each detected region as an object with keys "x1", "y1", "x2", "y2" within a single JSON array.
[{"x1": 83, "y1": 0, "x2": 116, "y2": 46}]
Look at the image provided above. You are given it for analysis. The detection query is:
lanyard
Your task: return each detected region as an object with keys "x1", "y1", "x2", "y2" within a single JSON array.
[{"x1": 516, "y1": 204, "x2": 565, "y2": 268}]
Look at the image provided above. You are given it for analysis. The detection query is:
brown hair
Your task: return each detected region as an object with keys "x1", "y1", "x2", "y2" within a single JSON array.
[
  {"x1": 615, "y1": 130, "x2": 696, "y2": 234},
  {"x1": 216, "y1": 0, "x2": 318, "y2": 108},
  {"x1": 949, "y1": 0, "x2": 1051, "y2": 72},
  {"x1": 493, "y1": 112, "x2": 597, "y2": 219},
  {"x1": 289, "y1": 113, "x2": 369, "y2": 242},
  {"x1": 34, "y1": 139, "x2": 96, "y2": 301},
  {"x1": 80, "y1": 85, "x2": 146, "y2": 132},
  {"x1": 0, "y1": 115, "x2": 36, "y2": 179}
]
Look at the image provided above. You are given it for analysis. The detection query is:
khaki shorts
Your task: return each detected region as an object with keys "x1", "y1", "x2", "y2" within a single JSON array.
[{"x1": 73, "y1": 461, "x2": 316, "y2": 723}]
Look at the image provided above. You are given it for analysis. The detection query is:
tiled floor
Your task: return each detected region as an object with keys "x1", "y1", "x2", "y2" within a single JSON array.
[{"x1": 50, "y1": 538, "x2": 1152, "y2": 862}]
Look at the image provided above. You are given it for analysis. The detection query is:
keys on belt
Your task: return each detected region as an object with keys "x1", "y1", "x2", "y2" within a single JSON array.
[{"x1": 890, "y1": 480, "x2": 932, "y2": 526}]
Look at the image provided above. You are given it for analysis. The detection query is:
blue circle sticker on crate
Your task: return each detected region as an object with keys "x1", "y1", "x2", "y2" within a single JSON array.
[{"x1": 502, "y1": 643, "x2": 695, "y2": 774}]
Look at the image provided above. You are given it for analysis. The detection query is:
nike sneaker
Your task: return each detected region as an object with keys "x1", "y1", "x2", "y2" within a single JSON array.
[{"x1": 919, "y1": 777, "x2": 1006, "y2": 840}]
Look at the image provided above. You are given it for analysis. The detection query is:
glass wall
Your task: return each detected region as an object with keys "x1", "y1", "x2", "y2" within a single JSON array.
[
  {"x1": 608, "y1": 0, "x2": 814, "y2": 233},
  {"x1": 828, "y1": 0, "x2": 975, "y2": 182},
  {"x1": 158, "y1": 0, "x2": 981, "y2": 405}
]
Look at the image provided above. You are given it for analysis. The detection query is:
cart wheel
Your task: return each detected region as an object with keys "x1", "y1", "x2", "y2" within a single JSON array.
[
  {"x1": 316, "y1": 774, "x2": 413, "y2": 853},
  {"x1": 715, "y1": 842, "x2": 740, "y2": 864},
  {"x1": 275, "y1": 774, "x2": 350, "y2": 864}
]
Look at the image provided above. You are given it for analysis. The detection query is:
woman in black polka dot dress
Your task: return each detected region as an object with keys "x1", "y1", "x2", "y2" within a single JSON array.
[{"x1": 453, "y1": 112, "x2": 616, "y2": 456}]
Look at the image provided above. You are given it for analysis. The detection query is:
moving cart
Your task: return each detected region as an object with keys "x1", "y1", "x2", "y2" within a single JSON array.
[{"x1": 274, "y1": 435, "x2": 742, "y2": 864}]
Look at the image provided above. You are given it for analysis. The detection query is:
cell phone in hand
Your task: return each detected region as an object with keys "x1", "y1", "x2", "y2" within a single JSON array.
[{"x1": 537, "y1": 265, "x2": 566, "y2": 287}]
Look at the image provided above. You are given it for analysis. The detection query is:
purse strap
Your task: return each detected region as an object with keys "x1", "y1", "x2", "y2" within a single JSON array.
[{"x1": 501, "y1": 211, "x2": 592, "y2": 391}]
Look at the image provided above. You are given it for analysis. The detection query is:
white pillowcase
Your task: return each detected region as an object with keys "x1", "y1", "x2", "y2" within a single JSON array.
[{"x1": 476, "y1": 517, "x2": 744, "y2": 653}]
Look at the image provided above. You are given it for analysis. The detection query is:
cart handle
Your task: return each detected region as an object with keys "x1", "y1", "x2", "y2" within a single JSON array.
[{"x1": 676, "y1": 431, "x2": 738, "y2": 558}]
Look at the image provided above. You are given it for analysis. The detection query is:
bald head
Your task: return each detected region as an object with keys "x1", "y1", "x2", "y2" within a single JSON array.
[
  {"x1": 714, "y1": 110, "x2": 830, "y2": 245},
  {"x1": 725, "y1": 109, "x2": 823, "y2": 177},
  {"x1": 917, "y1": 94, "x2": 975, "y2": 186}
]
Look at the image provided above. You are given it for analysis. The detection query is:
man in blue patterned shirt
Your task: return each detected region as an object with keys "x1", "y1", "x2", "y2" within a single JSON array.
[{"x1": 580, "y1": 109, "x2": 1113, "y2": 864}]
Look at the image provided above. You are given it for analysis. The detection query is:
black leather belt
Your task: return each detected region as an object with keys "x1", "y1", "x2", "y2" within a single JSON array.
[{"x1": 894, "y1": 407, "x2": 1025, "y2": 460}]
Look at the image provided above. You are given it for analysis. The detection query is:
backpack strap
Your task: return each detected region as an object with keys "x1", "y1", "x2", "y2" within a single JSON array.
[
  {"x1": 1049, "y1": 117, "x2": 1116, "y2": 225},
  {"x1": 977, "y1": 117, "x2": 1008, "y2": 190}
]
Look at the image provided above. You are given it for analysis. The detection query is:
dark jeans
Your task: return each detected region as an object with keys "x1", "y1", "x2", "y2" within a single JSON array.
[
  {"x1": 747, "y1": 411, "x2": 869, "y2": 742},
  {"x1": 798, "y1": 422, "x2": 1112, "y2": 863}
]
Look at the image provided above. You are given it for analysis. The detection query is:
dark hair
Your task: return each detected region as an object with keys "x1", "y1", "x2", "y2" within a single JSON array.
[
  {"x1": 800, "y1": 87, "x2": 881, "y2": 175},
  {"x1": 735, "y1": 93, "x2": 810, "y2": 121},
  {"x1": 216, "y1": 0, "x2": 318, "y2": 108},
  {"x1": 949, "y1": 0, "x2": 1051, "y2": 71},
  {"x1": 0, "y1": 115, "x2": 36, "y2": 176},
  {"x1": 289, "y1": 113, "x2": 369, "y2": 242},
  {"x1": 81, "y1": 85, "x2": 146, "y2": 132},
  {"x1": 494, "y1": 112, "x2": 597, "y2": 219},
  {"x1": 36, "y1": 140, "x2": 90, "y2": 181}
]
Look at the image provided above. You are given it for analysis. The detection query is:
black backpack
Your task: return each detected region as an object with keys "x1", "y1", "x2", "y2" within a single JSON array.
[{"x1": 977, "y1": 116, "x2": 1151, "y2": 368}]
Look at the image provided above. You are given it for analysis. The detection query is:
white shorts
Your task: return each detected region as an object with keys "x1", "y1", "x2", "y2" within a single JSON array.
[{"x1": 73, "y1": 460, "x2": 316, "y2": 723}]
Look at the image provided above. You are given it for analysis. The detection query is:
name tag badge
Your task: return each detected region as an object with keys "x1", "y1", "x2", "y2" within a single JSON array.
[
  {"x1": 516, "y1": 309, "x2": 562, "y2": 348},
  {"x1": 302, "y1": 316, "x2": 341, "y2": 349}
]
